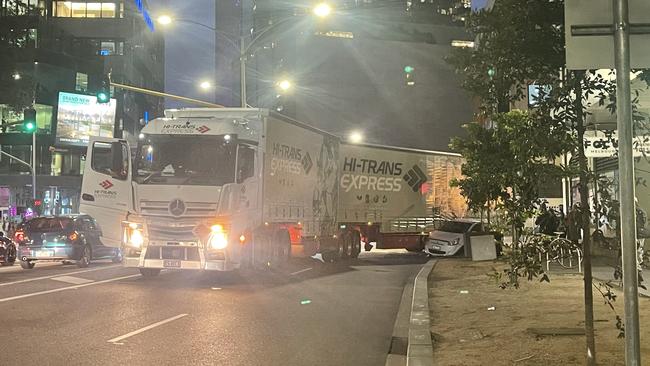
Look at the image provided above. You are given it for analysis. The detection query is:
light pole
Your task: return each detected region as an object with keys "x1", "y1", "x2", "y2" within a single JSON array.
[{"x1": 157, "y1": 4, "x2": 331, "y2": 108}]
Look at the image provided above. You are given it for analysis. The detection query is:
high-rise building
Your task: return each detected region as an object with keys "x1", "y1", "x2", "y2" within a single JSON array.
[
  {"x1": 0, "y1": 0, "x2": 164, "y2": 219},
  {"x1": 215, "y1": 0, "x2": 475, "y2": 150}
]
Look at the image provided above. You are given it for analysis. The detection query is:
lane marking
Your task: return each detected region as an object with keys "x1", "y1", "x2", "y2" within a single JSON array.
[
  {"x1": 0, "y1": 262, "x2": 59, "y2": 272},
  {"x1": 0, "y1": 274, "x2": 140, "y2": 303},
  {"x1": 51, "y1": 276, "x2": 94, "y2": 285},
  {"x1": 290, "y1": 267, "x2": 313, "y2": 276},
  {"x1": 0, "y1": 264, "x2": 121, "y2": 287},
  {"x1": 107, "y1": 314, "x2": 189, "y2": 344}
]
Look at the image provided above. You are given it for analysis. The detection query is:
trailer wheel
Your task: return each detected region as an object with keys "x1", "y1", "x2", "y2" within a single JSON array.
[
  {"x1": 350, "y1": 230, "x2": 361, "y2": 259},
  {"x1": 274, "y1": 229, "x2": 291, "y2": 266},
  {"x1": 341, "y1": 232, "x2": 352, "y2": 259}
]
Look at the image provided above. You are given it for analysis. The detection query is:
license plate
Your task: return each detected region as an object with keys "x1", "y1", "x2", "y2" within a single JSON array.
[
  {"x1": 163, "y1": 259, "x2": 181, "y2": 268},
  {"x1": 35, "y1": 250, "x2": 54, "y2": 257},
  {"x1": 431, "y1": 245, "x2": 441, "y2": 250}
]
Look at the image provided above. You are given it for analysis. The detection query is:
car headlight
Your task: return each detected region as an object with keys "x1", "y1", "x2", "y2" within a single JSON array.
[
  {"x1": 208, "y1": 225, "x2": 228, "y2": 250},
  {"x1": 451, "y1": 238, "x2": 460, "y2": 246}
]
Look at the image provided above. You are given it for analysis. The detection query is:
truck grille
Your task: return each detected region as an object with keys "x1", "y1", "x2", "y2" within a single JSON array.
[
  {"x1": 145, "y1": 246, "x2": 200, "y2": 261},
  {"x1": 146, "y1": 218, "x2": 200, "y2": 241},
  {"x1": 140, "y1": 200, "x2": 217, "y2": 217}
]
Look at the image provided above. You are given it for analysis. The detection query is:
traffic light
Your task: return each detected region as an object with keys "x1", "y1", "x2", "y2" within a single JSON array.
[
  {"x1": 97, "y1": 74, "x2": 111, "y2": 103},
  {"x1": 487, "y1": 67, "x2": 496, "y2": 79},
  {"x1": 22, "y1": 108, "x2": 37, "y2": 133},
  {"x1": 404, "y1": 66, "x2": 415, "y2": 86}
]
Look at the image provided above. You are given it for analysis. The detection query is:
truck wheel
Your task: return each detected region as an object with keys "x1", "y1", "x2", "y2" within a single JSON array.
[
  {"x1": 322, "y1": 250, "x2": 336, "y2": 263},
  {"x1": 350, "y1": 231, "x2": 361, "y2": 259},
  {"x1": 20, "y1": 260, "x2": 35, "y2": 270},
  {"x1": 275, "y1": 229, "x2": 291, "y2": 265},
  {"x1": 139, "y1": 268, "x2": 161, "y2": 277},
  {"x1": 342, "y1": 233, "x2": 352, "y2": 259}
]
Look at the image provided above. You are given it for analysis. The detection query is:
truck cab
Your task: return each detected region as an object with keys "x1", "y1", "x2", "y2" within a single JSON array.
[{"x1": 79, "y1": 108, "x2": 264, "y2": 276}]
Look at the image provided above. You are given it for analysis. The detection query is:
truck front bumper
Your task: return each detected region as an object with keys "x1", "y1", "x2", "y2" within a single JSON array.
[{"x1": 123, "y1": 247, "x2": 239, "y2": 271}]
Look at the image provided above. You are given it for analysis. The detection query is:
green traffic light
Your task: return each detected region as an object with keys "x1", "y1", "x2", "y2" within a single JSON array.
[
  {"x1": 23, "y1": 121, "x2": 36, "y2": 132},
  {"x1": 404, "y1": 66, "x2": 415, "y2": 73},
  {"x1": 97, "y1": 91, "x2": 109, "y2": 103}
]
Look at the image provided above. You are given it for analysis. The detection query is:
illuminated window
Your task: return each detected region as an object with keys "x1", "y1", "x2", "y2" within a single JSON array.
[
  {"x1": 55, "y1": 1, "x2": 72, "y2": 16},
  {"x1": 86, "y1": 2, "x2": 101, "y2": 17},
  {"x1": 101, "y1": 2, "x2": 115, "y2": 17},
  {"x1": 75, "y1": 72, "x2": 88, "y2": 92},
  {"x1": 71, "y1": 2, "x2": 86, "y2": 17},
  {"x1": 98, "y1": 40, "x2": 123, "y2": 55},
  {"x1": 52, "y1": 1, "x2": 121, "y2": 18}
]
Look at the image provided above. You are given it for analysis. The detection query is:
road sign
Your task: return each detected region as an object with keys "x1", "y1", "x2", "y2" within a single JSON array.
[{"x1": 565, "y1": 0, "x2": 650, "y2": 69}]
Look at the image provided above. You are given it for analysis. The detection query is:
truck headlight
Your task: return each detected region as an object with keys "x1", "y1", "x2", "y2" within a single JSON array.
[
  {"x1": 208, "y1": 225, "x2": 228, "y2": 250},
  {"x1": 129, "y1": 229, "x2": 144, "y2": 248},
  {"x1": 123, "y1": 222, "x2": 144, "y2": 248}
]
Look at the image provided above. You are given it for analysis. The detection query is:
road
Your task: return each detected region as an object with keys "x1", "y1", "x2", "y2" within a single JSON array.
[{"x1": 0, "y1": 250, "x2": 428, "y2": 366}]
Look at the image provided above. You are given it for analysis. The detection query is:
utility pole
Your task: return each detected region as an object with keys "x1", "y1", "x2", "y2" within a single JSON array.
[{"x1": 613, "y1": 0, "x2": 641, "y2": 364}]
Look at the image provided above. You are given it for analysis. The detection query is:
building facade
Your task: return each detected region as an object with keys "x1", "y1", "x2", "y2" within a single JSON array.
[
  {"x1": 0, "y1": 0, "x2": 164, "y2": 220},
  {"x1": 215, "y1": 0, "x2": 475, "y2": 151}
]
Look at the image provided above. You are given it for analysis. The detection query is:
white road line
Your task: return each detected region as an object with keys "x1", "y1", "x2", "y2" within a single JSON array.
[
  {"x1": 290, "y1": 267, "x2": 313, "y2": 276},
  {"x1": 0, "y1": 274, "x2": 140, "y2": 303},
  {"x1": 0, "y1": 264, "x2": 121, "y2": 287},
  {"x1": 107, "y1": 314, "x2": 189, "y2": 344},
  {"x1": 51, "y1": 276, "x2": 94, "y2": 285}
]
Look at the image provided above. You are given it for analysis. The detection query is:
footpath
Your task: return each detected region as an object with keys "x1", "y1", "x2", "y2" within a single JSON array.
[{"x1": 427, "y1": 258, "x2": 650, "y2": 365}]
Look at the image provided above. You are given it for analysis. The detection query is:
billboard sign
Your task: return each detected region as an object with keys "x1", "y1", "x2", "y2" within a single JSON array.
[
  {"x1": 55, "y1": 92, "x2": 116, "y2": 146},
  {"x1": 584, "y1": 131, "x2": 650, "y2": 157}
]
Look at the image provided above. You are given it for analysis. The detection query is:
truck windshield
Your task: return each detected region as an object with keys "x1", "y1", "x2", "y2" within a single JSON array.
[{"x1": 134, "y1": 135, "x2": 236, "y2": 185}]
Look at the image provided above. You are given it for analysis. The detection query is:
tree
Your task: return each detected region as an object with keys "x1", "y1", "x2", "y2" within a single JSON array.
[
  {"x1": 445, "y1": 1, "x2": 639, "y2": 364},
  {"x1": 451, "y1": 111, "x2": 570, "y2": 235}
]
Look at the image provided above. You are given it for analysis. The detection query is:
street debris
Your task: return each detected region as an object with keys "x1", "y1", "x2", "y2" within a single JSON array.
[{"x1": 514, "y1": 355, "x2": 534, "y2": 363}]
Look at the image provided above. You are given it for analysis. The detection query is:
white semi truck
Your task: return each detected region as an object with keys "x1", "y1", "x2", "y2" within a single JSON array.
[{"x1": 79, "y1": 108, "x2": 465, "y2": 276}]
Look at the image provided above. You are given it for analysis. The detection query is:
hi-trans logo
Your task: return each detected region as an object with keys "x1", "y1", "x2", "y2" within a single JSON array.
[
  {"x1": 270, "y1": 143, "x2": 312, "y2": 176},
  {"x1": 340, "y1": 157, "x2": 428, "y2": 193},
  {"x1": 160, "y1": 121, "x2": 211, "y2": 134}
]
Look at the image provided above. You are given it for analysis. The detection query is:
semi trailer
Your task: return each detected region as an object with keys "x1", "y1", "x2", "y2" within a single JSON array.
[{"x1": 79, "y1": 108, "x2": 465, "y2": 276}]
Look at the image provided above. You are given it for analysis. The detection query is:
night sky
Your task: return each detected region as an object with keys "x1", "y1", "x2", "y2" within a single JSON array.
[{"x1": 148, "y1": 0, "x2": 217, "y2": 108}]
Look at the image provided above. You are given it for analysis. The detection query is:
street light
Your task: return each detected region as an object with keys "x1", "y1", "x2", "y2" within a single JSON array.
[
  {"x1": 313, "y1": 3, "x2": 332, "y2": 18},
  {"x1": 157, "y1": 14, "x2": 172, "y2": 25},
  {"x1": 349, "y1": 131, "x2": 363, "y2": 144},
  {"x1": 158, "y1": 4, "x2": 331, "y2": 107},
  {"x1": 277, "y1": 79, "x2": 292, "y2": 92}
]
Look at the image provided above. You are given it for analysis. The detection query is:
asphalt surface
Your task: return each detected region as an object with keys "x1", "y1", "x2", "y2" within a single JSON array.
[{"x1": 0, "y1": 249, "x2": 428, "y2": 366}]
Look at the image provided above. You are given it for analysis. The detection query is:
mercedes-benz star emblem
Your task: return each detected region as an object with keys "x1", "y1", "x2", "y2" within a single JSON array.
[{"x1": 169, "y1": 199, "x2": 186, "y2": 217}]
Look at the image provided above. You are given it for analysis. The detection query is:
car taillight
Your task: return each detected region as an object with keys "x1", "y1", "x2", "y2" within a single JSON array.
[
  {"x1": 14, "y1": 231, "x2": 25, "y2": 242},
  {"x1": 69, "y1": 232, "x2": 79, "y2": 241}
]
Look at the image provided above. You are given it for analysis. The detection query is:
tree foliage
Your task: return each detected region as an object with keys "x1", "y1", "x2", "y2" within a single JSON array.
[{"x1": 451, "y1": 110, "x2": 570, "y2": 229}]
